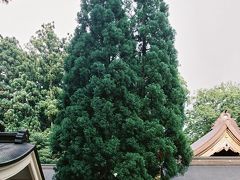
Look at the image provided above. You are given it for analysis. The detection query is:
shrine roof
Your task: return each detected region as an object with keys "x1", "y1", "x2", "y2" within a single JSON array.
[{"x1": 191, "y1": 112, "x2": 240, "y2": 156}]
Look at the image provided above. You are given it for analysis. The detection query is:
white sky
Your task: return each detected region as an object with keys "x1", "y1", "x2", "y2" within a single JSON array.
[
  {"x1": 166, "y1": 0, "x2": 240, "y2": 93},
  {"x1": 1, "y1": 0, "x2": 240, "y2": 93},
  {"x1": 0, "y1": 0, "x2": 80, "y2": 43}
]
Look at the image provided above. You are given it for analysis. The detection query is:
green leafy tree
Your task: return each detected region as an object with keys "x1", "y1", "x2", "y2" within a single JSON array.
[
  {"x1": 26, "y1": 22, "x2": 67, "y2": 130},
  {"x1": 52, "y1": 0, "x2": 191, "y2": 179},
  {"x1": 0, "y1": 37, "x2": 29, "y2": 129},
  {"x1": 26, "y1": 23, "x2": 67, "y2": 163},
  {"x1": 185, "y1": 82, "x2": 240, "y2": 143},
  {"x1": 3, "y1": 74, "x2": 41, "y2": 131},
  {"x1": 0, "y1": 37, "x2": 52, "y2": 163},
  {"x1": 0, "y1": 23, "x2": 67, "y2": 163}
]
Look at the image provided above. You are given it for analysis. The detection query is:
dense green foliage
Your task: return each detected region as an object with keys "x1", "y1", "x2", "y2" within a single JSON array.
[
  {"x1": 0, "y1": 23, "x2": 67, "y2": 163},
  {"x1": 185, "y1": 82, "x2": 240, "y2": 143},
  {"x1": 0, "y1": 36, "x2": 30, "y2": 130},
  {"x1": 52, "y1": 0, "x2": 191, "y2": 179}
]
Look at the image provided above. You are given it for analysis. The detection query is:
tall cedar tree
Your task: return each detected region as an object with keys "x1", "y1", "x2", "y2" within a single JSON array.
[
  {"x1": 132, "y1": 0, "x2": 192, "y2": 178},
  {"x1": 52, "y1": 0, "x2": 192, "y2": 179}
]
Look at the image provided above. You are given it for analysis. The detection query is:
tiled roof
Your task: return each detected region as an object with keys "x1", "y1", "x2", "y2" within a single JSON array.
[{"x1": 0, "y1": 143, "x2": 34, "y2": 166}]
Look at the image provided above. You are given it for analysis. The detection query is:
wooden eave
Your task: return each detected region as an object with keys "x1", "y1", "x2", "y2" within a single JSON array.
[{"x1": 191, "y1": 156, "x2": 240, "y2": 166}]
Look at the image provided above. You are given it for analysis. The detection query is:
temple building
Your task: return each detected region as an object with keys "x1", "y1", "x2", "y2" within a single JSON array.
[
  {"x1": 0, "y1": 130, "x2": 45, "y2": 180},
  {"x1": 174, "y1": 111, "x2": 240, "y2": 179}
]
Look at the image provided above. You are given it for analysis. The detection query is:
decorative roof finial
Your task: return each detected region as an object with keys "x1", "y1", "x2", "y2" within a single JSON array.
[{"x1": 221, "y1": 110, "x2": 231, "y2": 119}]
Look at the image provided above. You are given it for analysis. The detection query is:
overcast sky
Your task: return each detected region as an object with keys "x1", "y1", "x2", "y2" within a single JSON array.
[
  {"x1": 1, "y1": 0, "x2": 240, "y2": 93},
  {"x1": 0, "y1": 0, "x2": 79, "y2": 43},
  {"x1": 166, "y1": 0, "x2": 240, "y2": 93}
]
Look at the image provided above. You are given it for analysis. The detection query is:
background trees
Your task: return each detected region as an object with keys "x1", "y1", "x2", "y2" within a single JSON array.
[
  {"x1": 51, "y1": 0, "x2": 191, "y2": 179},
  {"x1": 185, "y1": 82, "x2": 240, "y2": 143},
  {"x1": 0, "y1": 36, "x2": 30, "y2": 130},
  {"x1": 0, "y1": 23, "x2": 67, "y2": 163},
  {"x1": 27, "y1": 23, "x2": 67, "y2": 163},
  {"x1": 26, "y1": 23, "x2": 67, "y2": 131}
]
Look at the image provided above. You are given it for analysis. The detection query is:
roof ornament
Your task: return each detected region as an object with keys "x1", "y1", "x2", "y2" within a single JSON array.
[
  {"x1": 212, "y1": 110, "x2": 231, "y2": 129},
  {"x1": 220, "y1": 110, "x2": 231, "y2": 120}
]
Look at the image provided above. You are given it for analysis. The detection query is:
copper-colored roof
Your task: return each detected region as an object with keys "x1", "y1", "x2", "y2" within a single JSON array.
[{"x1": 191, "y1": 112, "x2": 240, "y2": 156}]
